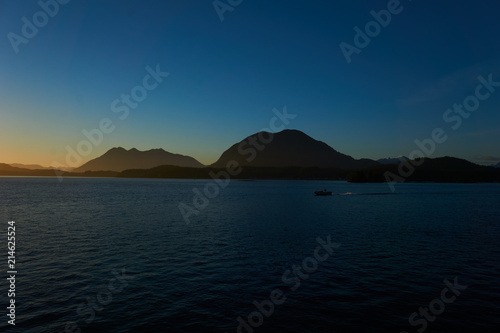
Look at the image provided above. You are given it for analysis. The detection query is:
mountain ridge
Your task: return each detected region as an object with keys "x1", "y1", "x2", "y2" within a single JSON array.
[
  {"x1": 348, "y1": 156, "x2": 500, "y2": 183},
  {"x1": 2, "y1": 129, "x2": 498, "y2": 177},
  {"x1": 211, "y1": 129, "x2": 379, "y2": 170},
  {"x1": 377, "y1": 157, "x2": 409, "y2": 165},
  {"x1": 73, "y1": 147, "x2": 205, "y2": 172}
]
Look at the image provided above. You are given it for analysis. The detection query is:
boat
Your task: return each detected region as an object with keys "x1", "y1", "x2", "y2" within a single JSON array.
[{"x1": 314, "y1": 190, "x2": 332, "y2": 196}]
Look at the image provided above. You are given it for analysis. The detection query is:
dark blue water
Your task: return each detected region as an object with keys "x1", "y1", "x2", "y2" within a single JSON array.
[{"x1": 0, "y1": 177, "x2": 499, "y2": 332}]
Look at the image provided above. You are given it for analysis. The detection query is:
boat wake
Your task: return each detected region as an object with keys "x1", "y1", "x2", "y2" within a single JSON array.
[
  {"x1": 332, "y1": 192, "x2": 456, "y2": 196},
  {"x1": 332, "y1": 192, "x2": 396, "y2": 196}
]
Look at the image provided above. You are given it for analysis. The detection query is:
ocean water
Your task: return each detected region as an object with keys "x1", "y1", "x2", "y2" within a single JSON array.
[{"x1": 0, "y1": 177, "x2": 499, "y2": 333}]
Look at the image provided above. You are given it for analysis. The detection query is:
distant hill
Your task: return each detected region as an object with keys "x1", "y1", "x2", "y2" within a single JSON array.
[
  {"x1": 118, "y1": 165, "x2": 348, "y2": 180},
  {"x1": 10, "y1": 163, "x2": 50, "y2": 170},
  {"x1": 211, "y1": 129, "x2": 378, "y2": 170},
  {"x1": 117, "y1": 156, "x2": 500, "y2": 182},
  {"x1": 3, "y1": 154, "x2": 500, "y2": 183},
  {"x1": 74, "y1": 147, "x2": 205, "y2": 172},
  {"x1": 0, "y1": 163, "x2": 64, "y2": 176},
  {"x1": 6, "y1": 163, "x2": 74, "y2": 172},
  {"x1": 0, "y1": 163, "x2": 25, "y2": 172},
  {"x1": 377, "y1": 157, "x2": 409, "y2": 165},
  {"x1": 347, "y1": 156, "x2": 500, "y2": 183},
  {"x1": 3, "y1": 129, "x2": 499, "y2": 183}
]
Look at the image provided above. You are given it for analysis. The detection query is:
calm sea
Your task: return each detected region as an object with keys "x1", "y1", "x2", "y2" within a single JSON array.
[{"x1": 0, "y1": 177, "x2": 499, "y2": 333}]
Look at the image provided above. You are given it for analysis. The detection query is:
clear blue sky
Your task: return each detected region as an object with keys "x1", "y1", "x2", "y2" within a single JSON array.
[{"x1": 1, "y1": 0, "x2": 499, "y2": 166}]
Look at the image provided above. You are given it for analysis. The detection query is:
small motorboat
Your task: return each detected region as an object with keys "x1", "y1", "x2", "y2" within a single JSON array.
[{"x1": 314, "y1": 189, "x2": 332, "y2": 196}]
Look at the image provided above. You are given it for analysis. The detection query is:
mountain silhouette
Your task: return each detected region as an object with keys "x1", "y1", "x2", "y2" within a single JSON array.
[
  {"x1": 0, "y1": 163, "x2": 25, "y2": 172},
  {"x1": 348, "y1": 156, "x2": 500, "y2": 183},
  {"x1": 211, "y1": 129, "x2": 378, "y2": 170},
  {"x1": 74, "y1": 147, "x2": 204, "y2": 172},
  {"x1": 377, "y1": 157, "x2": 409, "y2": 165}
]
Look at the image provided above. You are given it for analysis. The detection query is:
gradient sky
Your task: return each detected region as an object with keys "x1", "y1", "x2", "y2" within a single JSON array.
[{"x1": 1, "y1": 0, "x2": 499, "y2": 167}]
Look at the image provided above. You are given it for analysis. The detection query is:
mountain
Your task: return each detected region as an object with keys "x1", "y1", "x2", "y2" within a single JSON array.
[
  {"x1": 348, "y1": 156, "x2": 500, "y2": 183},
  {"x1": 0, "y1": 162, "x2": 118, "y2": 177},
  {"x1": 7, "y1": 163, "x2": 75, "y2": 171},
  {"x1": 494, "y1": 162, "x2": 500, "y2": 168},
  {"x1": 0, "y1": 163, "x2": 68, "y2": 176},
  {"x1": 73, "y1": 147, "x2": 205, "y2": 172},
  {"x1": 0, "y1": 163, "x2": 25, "y2": 172},
  {"x1": 377, "y1": 156, "x2": 409, "y2": 165},
  {"x1": 211, "y1": 129, "x2": 378, "y2": 170},
  {"x1": 9, "y1": 163, "x2": 50, "y2": 170}
]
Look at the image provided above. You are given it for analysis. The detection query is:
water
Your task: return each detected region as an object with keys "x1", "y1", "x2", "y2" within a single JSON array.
[{"x1": 0, "y1": 177, "x2": 499, "y2": 332}]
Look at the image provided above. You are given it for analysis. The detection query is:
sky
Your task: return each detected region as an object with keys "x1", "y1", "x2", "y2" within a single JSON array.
[{"x1": 1, "y1": 0, "x2": 499, "y2": 167}]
